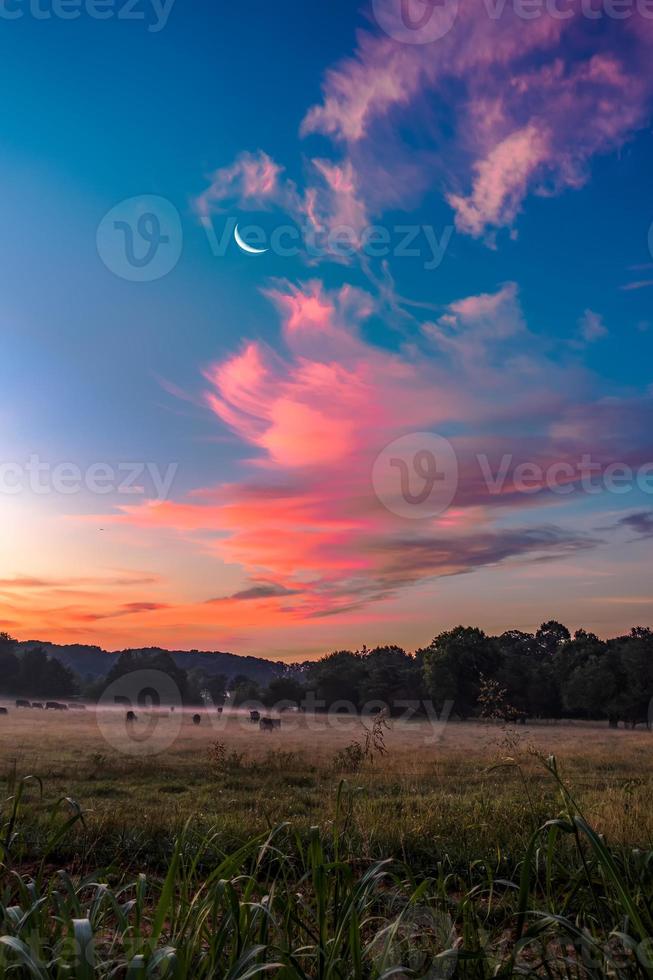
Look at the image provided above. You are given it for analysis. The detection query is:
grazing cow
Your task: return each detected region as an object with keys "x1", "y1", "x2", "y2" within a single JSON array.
[
  {"x1": 192, "y1": 713, "x2": 201, "y2": 726},
  {"x1": 260, "y1": 716, "x2": 281, "y2": 731},
  {"x1": 126, "y1": 710, "x2": 137, "y2": 722},
  {"x1": 15, "y1": 699, "x2": 31, "y2": 708},
  {"x1": 0, "y1": 707, "x2": 8, "y2": 715},
  {"x1": 46, "y1": 701, "x2": 67, "y2": 711},
  {"x1": 32, "y1": 702, "x2": 44, "y2": 710},
  {"x1": 217, "y1": 706, "x2": 223, "y2": 714},
  {"x1": 250, "y1": 710, "x2": 261, "y2": 723}
]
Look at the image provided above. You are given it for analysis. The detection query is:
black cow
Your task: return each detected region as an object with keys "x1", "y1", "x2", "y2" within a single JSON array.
[
  {"x1": 46, "y1": 701, "x2": 67, "y2": 711},
  {"x1": 192, "y1": 713, "x2": 201, "y2": 725},
  {"x1": 260, "y1": 716, "x2": 281, "y2": 731},
  {"x1": 250, "y1": 710, "x2": 261, "y2": 723},
  {"x1": 32, "y1": 702, "x2": 44, "y2": 709},
  {"x1": 0, "y1": 707, "x2": 8, "y2": 715},
  {"x1": 15, "y1": 699, "x2": 31, "y2": 708},
  {"x1": 126, "y1": 710, "x2": 137, "y2": 722}
]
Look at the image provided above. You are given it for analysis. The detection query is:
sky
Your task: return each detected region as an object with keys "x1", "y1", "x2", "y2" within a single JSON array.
[{"x1": 0, "y1": 0, "x2": 652, "y2": 659}]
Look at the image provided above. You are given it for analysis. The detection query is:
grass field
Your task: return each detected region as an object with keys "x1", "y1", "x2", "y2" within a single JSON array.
[
  {"x1": 2, "y1": 705, "x2": 653, "y2": 975},
  {"x1": 2, "y1": 706, "x2": 652, "y2": 863}
]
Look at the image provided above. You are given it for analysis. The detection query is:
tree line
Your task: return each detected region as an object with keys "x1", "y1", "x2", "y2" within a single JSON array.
[
  {"x1": 1, "y1": 623, "x2": 652, "y2": 727},
  {"x1": 0, "y1": 635, "x2": 79, "y2": 698}
]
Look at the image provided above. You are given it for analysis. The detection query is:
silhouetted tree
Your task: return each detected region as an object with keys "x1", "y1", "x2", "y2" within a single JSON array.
[
  {"x1": 0, "y1": 633, "x2": 20, "y2": 694},
  {"x1": 14, "y1": 646, "x2": 78, "y2": 698},
  {"x1": 230, "y1": 676, "x2": 262, "y2": 705},
  {"x1": 420, "y1": 627, "x2": 501, "y2": 719},
  {"x1": 184, "y1": 668, "x2": 227, "y2": 705},
  {"x1": 102, "y1": 649, "x2": 187, "y2": 703},
  {"x1": 263, "y1": 675, "x2": 305, "y2": 707},
  {"x1": 308, "y1": 650, "x2": 367, "y2": 709},
  {"x1": 360, "y1": 646, "x2": 424, "y2": 710},
  {"x1": 616, "y1": 628, "x2": 653, "y2": 727},
  {"x1": 536, "y1": 621, "x2": 571, "y2": 657},
  {"x1": 43, "y1": 657, "x2": 79, "y2": 698}
]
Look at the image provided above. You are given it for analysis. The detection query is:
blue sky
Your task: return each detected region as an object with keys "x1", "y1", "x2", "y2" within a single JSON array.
[{"x1": 1, "y1": 0, "x2": 652, "y2": 656}]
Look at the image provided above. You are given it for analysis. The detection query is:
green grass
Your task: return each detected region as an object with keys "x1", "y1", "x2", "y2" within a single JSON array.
[
  {"x1": 2, "y1": 713, "x2": 653, "y2": 975},
  {"x1": 2, "y1": 756, "x2": 653, "y2": 977}
]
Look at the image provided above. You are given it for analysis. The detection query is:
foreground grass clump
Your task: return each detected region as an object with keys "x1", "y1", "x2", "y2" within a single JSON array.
[{"x1": 2, "y1": 759, "x2": 653, "y2": 977}]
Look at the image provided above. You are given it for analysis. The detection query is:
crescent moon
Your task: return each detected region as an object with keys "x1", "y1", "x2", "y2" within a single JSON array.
[{"x1": 234, "y1": 223, "x2": 268, "y2": 255}]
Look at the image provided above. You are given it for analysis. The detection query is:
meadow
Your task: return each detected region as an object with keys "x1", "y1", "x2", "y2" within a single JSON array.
[{"x1": 1, "y1": 705, "x2": 653, "y2": 975}]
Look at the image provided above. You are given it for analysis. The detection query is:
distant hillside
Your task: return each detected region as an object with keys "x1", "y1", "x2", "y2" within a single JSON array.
[{"x1": 15, "y1": 641, "x2": 285, "y2": 685}]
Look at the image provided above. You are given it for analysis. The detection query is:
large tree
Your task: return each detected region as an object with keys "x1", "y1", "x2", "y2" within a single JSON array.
[
  {"x1": 263, "y1": 674, "x2": 306, "y2": 708},
  {"x1": 0, "y1": 633, "x2": 20, "y2": 694},
  {"x1": 420, "y1": 627, "x2": 501, "y2": 719},
  {"x1": 308, "y1": 650, "x2": 368, "y2": 709},
  {"x1": 359, "y1": 646, "x2": 423, "y2": 710},
  {"x1": 14, "y1": 646, "x2": 78, "y2": 699},
  {"x1": 102, "y1": 649, "x2": 188, "y2": 703}
]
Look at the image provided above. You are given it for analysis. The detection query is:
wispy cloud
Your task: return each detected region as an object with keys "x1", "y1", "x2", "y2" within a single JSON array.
[
  {"x1": 617, "y1": 511, "x2": 653, "y2": 539},
  {"x1": 300, "y1": 4, "x2": 653, "y2": 239},
  {"x1": 88, "y1": 280, "x2": 653, "y2": 627}
]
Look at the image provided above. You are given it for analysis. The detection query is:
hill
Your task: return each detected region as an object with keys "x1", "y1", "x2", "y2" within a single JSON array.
[{"x1": 15, "y1": 641, "x2": 284, "y2": 685}]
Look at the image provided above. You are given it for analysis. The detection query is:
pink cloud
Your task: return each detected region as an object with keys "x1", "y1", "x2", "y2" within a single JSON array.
[
  {"x1": 202, "y1": 280, "x2": 449, "y2": 468},
  {"x1": 303, "y1": 158, "x2": 369, "y2": 236},
  {"x1": 300, "y1": 7, "x2": 653, "y2": 237},
  {"x1": 193, "y1": 12, "x2": 653, "y2": 250},
  {"x1": 194, "y1": 150, "x2": 285, "y2": 217},
  {"x1": 194, "y1": 152, "x2": 369, "y2": 246},
  {"x1": 90, "y1": 281, "x2": 653, "y2": 625},
  {"x1": 447, "y1": 125, "x2": 550, "y2": 236}
]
